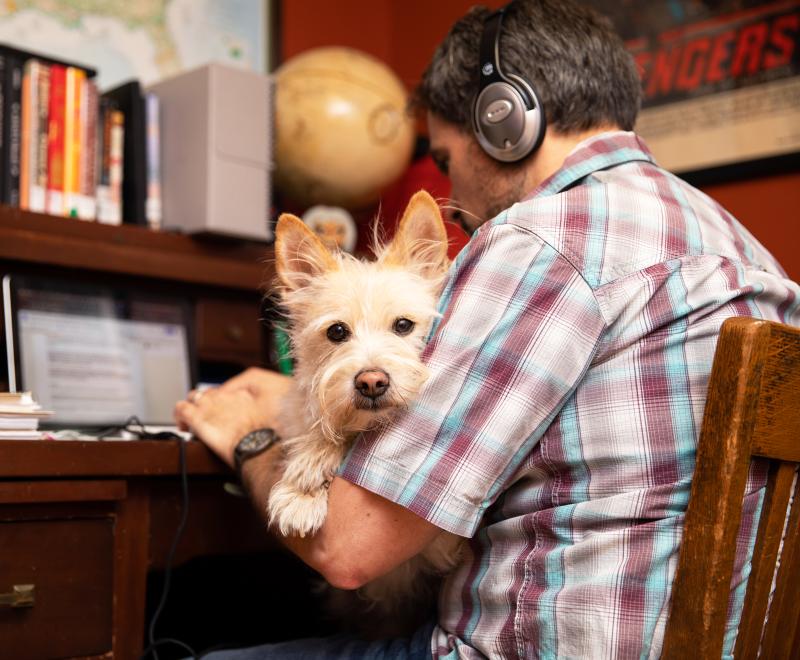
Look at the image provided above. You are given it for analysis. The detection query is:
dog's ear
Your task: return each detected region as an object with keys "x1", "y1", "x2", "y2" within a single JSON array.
[
  {"x1": 275, "y1": 213, "x2": 338, "y2": 290},
  {"x1": 382, "y1": 190, "x2": 449, "y2": 278}
]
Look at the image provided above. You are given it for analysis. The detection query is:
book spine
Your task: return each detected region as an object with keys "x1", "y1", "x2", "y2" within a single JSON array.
[
  {"x1": 96, "y1": 100, "x2": 108, "y2": 222},
  {"x1": 77, "y1": 77, "x2": 96, "y2": 220},
  {"x1": 32, "y1": 63, "x2": 50, "y2": 213},
  {"x1": 0, "y1": 56, "x2": 5, "y2": 198},
  {"x1": 98, "y1": 98, "x2": 108, "y2": 187},
  {"x1": 96, "y1": 100, "x2": 110, "y2": 223},
  {"x1": 19, "y1": 60, "x2": 32, "y2": 209},
  {"x1": 99, "y1": 109, "x2": 124, "y2": 226},
  {"x1": 63, "y1": 67, "x2": 84, "y2": 217},
  {"x1": 145, "y1": 92, "x2": 161, "y2": 230},
  {"x1": 46, "y1": 64, "x2": 66, "y2": 216},
  {"x1": 6, "y1": 55, "x2": 22, "y2": 206}
]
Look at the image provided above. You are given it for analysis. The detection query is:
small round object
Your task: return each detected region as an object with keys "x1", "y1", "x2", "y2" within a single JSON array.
[{"x1": 226, "y1": 324, "x2": 244, "y2": 343}]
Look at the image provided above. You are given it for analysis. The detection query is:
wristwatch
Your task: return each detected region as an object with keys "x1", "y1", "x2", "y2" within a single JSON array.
[{"x1": 233, "y1": 428, "x2": 281, "y2": 479}]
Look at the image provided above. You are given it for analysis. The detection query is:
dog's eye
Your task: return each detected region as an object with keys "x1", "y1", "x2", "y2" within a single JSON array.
[
  {"x1": 326, "y1": 323, "x2": 351, "y2": 343},
  {"x1": 393, "y1": 318, "x2": 415, "y2": 336}
]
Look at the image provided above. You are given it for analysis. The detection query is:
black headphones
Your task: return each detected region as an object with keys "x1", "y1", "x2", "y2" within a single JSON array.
[{"x1": 472, "y1": 5, "x2": 546, "y2": 162}]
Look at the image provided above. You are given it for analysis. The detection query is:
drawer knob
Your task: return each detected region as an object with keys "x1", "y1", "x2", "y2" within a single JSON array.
[
  {"x1": 0, "y1": 584, "x2": 35, "y2": 608},
  {"x1": 226, "y1": 324, "x2": 244, "y2": 343}
]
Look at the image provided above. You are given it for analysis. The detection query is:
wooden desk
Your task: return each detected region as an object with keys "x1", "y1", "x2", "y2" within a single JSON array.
[
  {"x1": 0, "y1": 208, "x2": 283, "y2": 657},
  {"x1": 0, "y1": 439, "x2": 273, "y2": 660}
]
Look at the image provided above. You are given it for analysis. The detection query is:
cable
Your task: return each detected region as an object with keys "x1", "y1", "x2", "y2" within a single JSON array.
[
  {"x1": 140, "y1": 637, "x2": 197, "y2": 659},
  {"x1": 136, "y1": 425, "x2": 197, "y2": 660}
]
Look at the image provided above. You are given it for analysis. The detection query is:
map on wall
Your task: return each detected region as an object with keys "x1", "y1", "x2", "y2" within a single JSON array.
[{"x1": 0, "y1": 0, "x2": 267, "y2": 90}]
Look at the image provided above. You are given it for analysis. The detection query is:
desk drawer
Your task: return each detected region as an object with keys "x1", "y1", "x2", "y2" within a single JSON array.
[
  {"x1": 196, "y1": 298, "x2": 263, "y2": 361},
  {"x1": 0, "y1": 517, "x2": 114, "y2": 659}
]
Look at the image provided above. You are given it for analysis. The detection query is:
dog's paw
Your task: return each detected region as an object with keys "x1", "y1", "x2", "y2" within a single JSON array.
[{"x1": 268, "y1": 482, "x2": 328, "y2": 537}]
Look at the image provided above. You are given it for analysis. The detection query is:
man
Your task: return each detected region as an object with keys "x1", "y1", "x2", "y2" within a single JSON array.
[{"x1": 175, "y1": 1, "x2": 800, "y2": 658}]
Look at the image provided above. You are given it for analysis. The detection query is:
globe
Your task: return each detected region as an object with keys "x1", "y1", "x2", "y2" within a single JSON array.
[{"x1": 274, "y1": 47, "x2": 415, "y2": 210}]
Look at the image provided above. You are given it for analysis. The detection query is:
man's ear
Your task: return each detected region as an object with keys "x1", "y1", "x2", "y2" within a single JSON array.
[
  {"x1": 381, "y1": 190, "x2": 449, "y2": 278},
  {"x1": 275, "y1": 213, "x2": 338, "y2": 290}
]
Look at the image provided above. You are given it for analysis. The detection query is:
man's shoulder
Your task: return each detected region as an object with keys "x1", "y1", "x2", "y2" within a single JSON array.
[{"x1": 494, "y1": 159, "x2": 777, "y2": 289}]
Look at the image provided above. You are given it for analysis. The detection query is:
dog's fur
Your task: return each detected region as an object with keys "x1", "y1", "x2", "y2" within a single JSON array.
[{"x1": 269, "y1": 190, "x2": 462, "y2": 617}]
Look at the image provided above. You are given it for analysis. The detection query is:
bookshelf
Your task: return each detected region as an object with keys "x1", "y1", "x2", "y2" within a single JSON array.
[
  {"x1": 0, "y1": 205, "x2": 274, "y2": 289},
  {"x1": 0, "y1": 205, "x2": 278, "y2": 386}
]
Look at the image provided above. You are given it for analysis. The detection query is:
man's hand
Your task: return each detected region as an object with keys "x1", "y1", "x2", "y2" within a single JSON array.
[{"x1": 174, "y1": 367, "x2": 292, "y2": 467}]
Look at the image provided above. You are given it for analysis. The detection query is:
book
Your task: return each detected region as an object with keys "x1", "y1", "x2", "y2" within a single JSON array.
[
  {"x1": 20, "y1": 59, "x2": 49, "y2": 212},
  {"x1": 145, "y1": 91, "x2": 161, "y2": 230},
  {"x1": 96, "y1": 103, "x2": 124, "y2": 225},
  {"x1": 46, "y1": 63, "x2": 66, "y2": 215},
  {"x1": 0, "y1": 390, "x2": 53, "y2": 440},
  {"x1": 103, "y1": 80, "x2": 146, "y2": 225},
  {"x1": 19, "y1": 58, "x2": 30, "y2": 208},
  {"x1": 0, "y1": 56, "x2": 4, "y2": 197},
  {"x1": 79, "y1": 78, "x2": 97, "y2": 220},
  {"x1": 2, "y1": 51, "x2": 22, "y2": 206},
  {"x1": 108, "y1": 110, "x2": 124, "y2": 224},
  {"x1": 0, "y1": 430, "x2": 43, "y2": 440},
  {"x1": 0, "y1": 391, "x2": 35, "y2": 404},
  {"x1": 32, "y1": 62, "x2": 50, "y2": 213},
  {"x1": 0, "y1": 416, "x2": 41, "y2": 430},
  {"x1": 63, "y1": 66, "x2": 85, "y2": 217}
]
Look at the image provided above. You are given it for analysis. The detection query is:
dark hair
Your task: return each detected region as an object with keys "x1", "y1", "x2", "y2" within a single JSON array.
[{"x1": 413, "y1": 0, "x2": 641, "y2": 133}]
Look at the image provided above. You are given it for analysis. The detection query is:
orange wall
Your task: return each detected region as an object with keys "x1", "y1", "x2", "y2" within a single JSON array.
[
  {"x1": 703, "y1": 173, "x2": 800, "y2": 281},
  {"x1": 280, "y1": 1, "x2": 800, "y2": 281}
]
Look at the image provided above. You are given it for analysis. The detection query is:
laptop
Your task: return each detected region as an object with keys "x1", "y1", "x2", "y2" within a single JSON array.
[{"x1": 3, "y1": 274, "x2": 196, "y2": 429}]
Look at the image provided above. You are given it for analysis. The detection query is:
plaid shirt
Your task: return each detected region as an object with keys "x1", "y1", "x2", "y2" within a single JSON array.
[{"x1": 339, "y1": 132, "x2": 800, "y2": 659}]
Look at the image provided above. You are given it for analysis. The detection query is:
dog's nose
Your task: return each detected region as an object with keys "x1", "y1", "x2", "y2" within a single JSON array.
[{"x1": 354, "y1": 369, "x2": 390, "y2": 399}]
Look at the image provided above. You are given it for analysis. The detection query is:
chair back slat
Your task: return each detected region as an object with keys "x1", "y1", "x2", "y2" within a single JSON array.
[
  {"x1": 734, "y1": 461, "x2": 796, "y2": 658},
  {"x1": 758, "y1": 470, "x2": 800, "y2": 658},
  {"x1": 751, "y1": 324, "x2": 800, "y2": 462},
  {"x1": 662, "y1": 319, "x2": 770, "y2": 659},
  {"x1": 663, "y1": 318, "x2": 800, "y2": 659}
]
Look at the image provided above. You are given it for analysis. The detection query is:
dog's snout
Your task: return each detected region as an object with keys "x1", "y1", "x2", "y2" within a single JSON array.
[{"x1": 355, "y1": 369, "x2": 390, "y2": 399}]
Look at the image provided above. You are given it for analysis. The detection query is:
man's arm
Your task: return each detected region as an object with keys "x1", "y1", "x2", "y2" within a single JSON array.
[
  {"x1": 242, "y1": 448, "x2": 442, "y2": 589},
  {"x1": 174, "y1": 371, "x2": 443, "y2": 589}
]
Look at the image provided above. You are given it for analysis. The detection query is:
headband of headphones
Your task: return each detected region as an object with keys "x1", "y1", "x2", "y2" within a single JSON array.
[{"x1": 472, "y1": 5, "x2": 546, "y2": 162}]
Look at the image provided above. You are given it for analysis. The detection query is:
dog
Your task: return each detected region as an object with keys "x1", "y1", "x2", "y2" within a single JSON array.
[{"x1": 269, "y1": 190, "x2": 463, "y2": 620}]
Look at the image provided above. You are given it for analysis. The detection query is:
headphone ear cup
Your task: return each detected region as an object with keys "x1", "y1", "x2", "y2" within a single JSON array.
[{"x1": 473, "y1": 78, "x2": 545, "y2": 163}]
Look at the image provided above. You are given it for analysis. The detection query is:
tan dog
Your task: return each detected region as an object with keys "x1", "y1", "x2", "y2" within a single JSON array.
[{"x1": 270, "y1": 190, "x2": 462, "y2": 615}]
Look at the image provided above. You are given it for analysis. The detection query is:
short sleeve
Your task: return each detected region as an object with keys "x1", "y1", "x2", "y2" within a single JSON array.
[{"x1": 338, "y1": 222, "x2": 606, "y2": 537}]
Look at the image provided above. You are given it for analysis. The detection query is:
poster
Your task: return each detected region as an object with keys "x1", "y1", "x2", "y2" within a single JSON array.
[{"x1": 590, "y1": 0, "x2": 800, "y2": 174}]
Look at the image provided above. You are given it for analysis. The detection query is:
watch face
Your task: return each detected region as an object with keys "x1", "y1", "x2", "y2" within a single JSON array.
[
  {"x1": 238, "y1": 428, "x2": 276, "y2": 456},
  {"x1": 241, "y1": 434, "x2": 261, "y2": 452}
]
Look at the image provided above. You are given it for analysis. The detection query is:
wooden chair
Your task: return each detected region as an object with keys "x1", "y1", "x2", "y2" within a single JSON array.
[{"x1": 663, "y1": 317, "x2": 800, "y2": 659}]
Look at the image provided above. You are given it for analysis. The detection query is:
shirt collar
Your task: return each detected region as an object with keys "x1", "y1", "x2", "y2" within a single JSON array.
[{"x1": 525, "y1": 130, "x2": 656, "y2": 200}]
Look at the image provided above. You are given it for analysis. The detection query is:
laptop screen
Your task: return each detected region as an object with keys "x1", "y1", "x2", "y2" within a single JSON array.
[{"x1": 4, "y1": 274, "x2": 194, "y2": 427}]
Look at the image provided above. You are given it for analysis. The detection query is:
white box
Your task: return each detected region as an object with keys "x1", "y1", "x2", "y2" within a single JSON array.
[{"x1": 149, "y1": 63, "x2": 272, "y2": 241}]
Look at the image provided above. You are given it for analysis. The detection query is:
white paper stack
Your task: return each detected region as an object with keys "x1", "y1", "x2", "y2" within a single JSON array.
[{"x1": 0, "y1": 392, "x2": 53, "y2": 439}]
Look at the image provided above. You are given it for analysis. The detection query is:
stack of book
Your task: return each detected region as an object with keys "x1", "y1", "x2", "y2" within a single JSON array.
[
  {"x1": 1, "y1": 44, "x2": 162, "y2": 228},
  {"x1": 0, "y1": 391, "x2": 52, "y2": 439}
]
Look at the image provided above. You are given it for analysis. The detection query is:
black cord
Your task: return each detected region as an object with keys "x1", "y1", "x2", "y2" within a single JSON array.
[
  {"x1": 140, "y1": 637, "x2": 197, "y2": 659},
  {"x1": 131, "y1": 423, "x2": 197, "y2": 660}
]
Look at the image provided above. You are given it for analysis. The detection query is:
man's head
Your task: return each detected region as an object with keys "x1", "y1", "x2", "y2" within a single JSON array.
[{"x1": 414, "y1": 0, "x2": 642, "y2": 231}]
